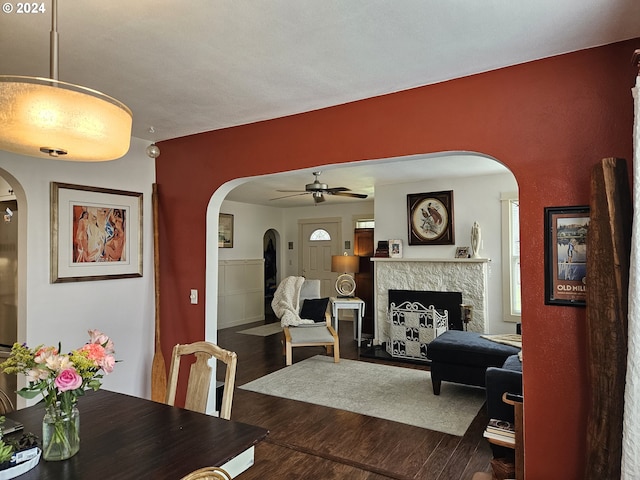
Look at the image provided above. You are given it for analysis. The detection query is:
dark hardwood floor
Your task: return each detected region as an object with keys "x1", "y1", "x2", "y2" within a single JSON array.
[{"x1": 218, "y1": 316, "x2": 494, "y2": 479}]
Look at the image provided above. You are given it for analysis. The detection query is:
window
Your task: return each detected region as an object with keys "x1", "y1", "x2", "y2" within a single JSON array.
[
  {"x1": 309, "y1": 228, "x2": 331, "y2": 241},
  {"x1": 355, "y1": 219, "x2": 375, "y2": 229},
  {"x1": 501, "y1": 193, "x2": 521, "y2": 321}
]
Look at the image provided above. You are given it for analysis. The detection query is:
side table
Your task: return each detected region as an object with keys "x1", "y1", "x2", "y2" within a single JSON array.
[{"x1": 329, "y1": 296, "x2": 365, "y2": 346}]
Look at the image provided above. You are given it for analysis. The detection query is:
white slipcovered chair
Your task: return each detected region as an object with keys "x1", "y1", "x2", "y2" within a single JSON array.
[{"x1": 272, "y1": 276, "x2": 340, "y2": 366}]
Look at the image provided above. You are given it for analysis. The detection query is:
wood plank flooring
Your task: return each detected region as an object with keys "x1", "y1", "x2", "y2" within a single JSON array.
[{"x1": 218, "y1": 318, "x2": 494, "y2": 479}]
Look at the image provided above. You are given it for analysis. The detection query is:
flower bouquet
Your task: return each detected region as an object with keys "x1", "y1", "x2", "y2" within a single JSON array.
[{"x1": 0, "y1": 330, "x2": 116, "y2": 461}]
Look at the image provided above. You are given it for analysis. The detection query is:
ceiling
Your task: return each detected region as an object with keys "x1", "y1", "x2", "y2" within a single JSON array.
[{"x1": 2, "y1": 0, "x2": 639, "y2": 204}]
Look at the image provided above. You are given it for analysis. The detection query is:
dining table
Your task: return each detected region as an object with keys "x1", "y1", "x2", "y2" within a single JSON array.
[{"x1": 4, "y1": 389, "x2": 269, "y2": 479}]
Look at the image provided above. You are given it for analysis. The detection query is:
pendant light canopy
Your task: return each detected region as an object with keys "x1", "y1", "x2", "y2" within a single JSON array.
[{"x1": 0, "y1": 1, "x2": 132, "y2": 162}]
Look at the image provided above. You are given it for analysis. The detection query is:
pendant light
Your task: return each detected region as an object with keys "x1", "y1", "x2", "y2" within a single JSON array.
[{"x1": 0, "y1": 0, "x2": 132, "y2": 161}]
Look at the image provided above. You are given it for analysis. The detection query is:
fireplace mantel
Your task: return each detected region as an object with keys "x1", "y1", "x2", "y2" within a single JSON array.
[
  {"x1": 371, "y1": 257, "x2": 490, "y2": 263},
  {"x1": 372, "y1": 257, "x2": 489, "y2": 344}
]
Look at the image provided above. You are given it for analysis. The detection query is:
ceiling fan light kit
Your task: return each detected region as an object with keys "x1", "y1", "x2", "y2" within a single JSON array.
[{"x1": 0, "y1": 0, "x2": 132, "y2": 162}]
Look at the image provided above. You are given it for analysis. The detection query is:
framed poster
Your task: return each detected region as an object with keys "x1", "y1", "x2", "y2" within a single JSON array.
[
  {"x1": 544, "y1": 206, "x2": 590, "y2": 306},
  {"x1": 455, "y1": 246, "x2": 470, "y2": 258},
  {"x1": 407, "y1": 191, "x2": 454, "y2": 245},
  {"x1": 50, "y1": 182, "x2": 143, "y2": 283},
  {"x1": 218, "y1": 213, "x2": 234, "y2": 248}
]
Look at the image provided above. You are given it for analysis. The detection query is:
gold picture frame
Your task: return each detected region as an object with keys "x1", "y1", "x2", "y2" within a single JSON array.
[{"x1": 50, "y1": 182, "x2": 143, "y2": 283}]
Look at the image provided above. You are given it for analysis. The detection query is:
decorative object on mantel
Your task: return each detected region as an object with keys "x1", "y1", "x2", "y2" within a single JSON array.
[
  {"x1": 331, "y1": 253, "x2": 360, "y2": 297},
  {"x1": 0, "y1": 330, "x2": 116, "y2": 461},
  {"x1": 455, "y1": 246, "x2": 470, "y2": 259},
  {"x1": 471, "y1": 221, "x2": 482, "y2": 258},
  {"x1": 407, "y1": 191, "x2": 454, "y2": 245},
  {"x1": 374, "y1": 240, "x2": 389, "y2": 257},
  {"x1": 388, "y1": 239, "x2": 403, "y2": 258}
]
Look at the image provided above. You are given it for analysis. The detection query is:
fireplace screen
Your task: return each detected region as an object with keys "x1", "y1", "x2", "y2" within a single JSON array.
[{"x1": 386, "y1": 290, "x2": 463, "y2": 361}]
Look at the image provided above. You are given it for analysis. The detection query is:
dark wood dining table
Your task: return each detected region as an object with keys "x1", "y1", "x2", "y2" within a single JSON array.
[{"x1": 4, "y1": 389, "x2": 269, "y2": 479}]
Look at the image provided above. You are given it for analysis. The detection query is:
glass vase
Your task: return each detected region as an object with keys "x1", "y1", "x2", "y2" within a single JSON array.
[{"x1": 42, "y1": 402, "x2": 80, "y2": 461}]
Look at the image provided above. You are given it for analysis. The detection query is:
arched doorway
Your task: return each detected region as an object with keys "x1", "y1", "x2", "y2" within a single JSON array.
[
  {"x1": 263, "y1": 229, "x2": 279, "y2": 317},
  {"x1": 0, "y1": 173, "x2": 22, "y2": 408}
]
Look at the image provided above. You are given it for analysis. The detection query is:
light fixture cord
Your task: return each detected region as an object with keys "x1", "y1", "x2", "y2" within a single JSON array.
[{"x1": 50, "y1": 0, "x2": 58, "y2": 80}]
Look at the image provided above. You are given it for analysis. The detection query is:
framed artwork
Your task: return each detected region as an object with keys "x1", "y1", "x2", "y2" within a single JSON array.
[
  {"x1": 455, "y1": 246, "x2": 470, "y2": 258},
  {"x1": 389, "y1": 239, "x2": 403, "y2": 258},
  {"x1": 407, "y1": 191, "x2": 454, "y2": 245},
  {"x1": 544, "y1": 206, "x2": 590, "y2": 306},
  {"x1": 218, "y1": 213, "x2": 234, "y2": 248},
  {"x1": 50, "y1": 182, "x2": 143, "y2": 283}
]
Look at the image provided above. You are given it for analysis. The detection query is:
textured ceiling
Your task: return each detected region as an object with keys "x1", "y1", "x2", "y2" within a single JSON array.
[{"x1": 2, "y1": 0, "x2": 639, "y2": 143}]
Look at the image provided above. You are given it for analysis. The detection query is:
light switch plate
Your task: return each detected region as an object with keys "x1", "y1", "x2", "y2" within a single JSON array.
[{"x1": 190, "y1": 289, "x2": 198, "y2": 304}]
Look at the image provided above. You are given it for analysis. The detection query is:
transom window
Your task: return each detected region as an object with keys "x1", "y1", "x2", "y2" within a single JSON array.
[{"x1": 309, "y1": 228, "x2": 331, "y2": 241}]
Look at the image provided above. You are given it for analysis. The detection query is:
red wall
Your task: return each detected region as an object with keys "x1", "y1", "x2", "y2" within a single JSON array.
[{"x1": 156, "y1": 40, "x2": 638, "y2": 479}]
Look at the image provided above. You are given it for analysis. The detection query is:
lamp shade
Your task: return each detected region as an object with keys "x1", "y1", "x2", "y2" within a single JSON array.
[
  {"x1": 0, "y1": 76, "x2": 132, "y2": 161},
  {"x1": 331, "y1": 254, "x2": 360, "y2": 274}
]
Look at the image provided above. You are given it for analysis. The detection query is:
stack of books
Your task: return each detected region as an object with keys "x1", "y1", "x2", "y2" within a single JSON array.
[{"x1": 483, "y1": 418, "x2": 515, "y2": 445}]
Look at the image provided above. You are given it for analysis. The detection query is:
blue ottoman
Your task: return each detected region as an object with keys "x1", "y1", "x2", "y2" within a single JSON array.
[{"x1": 426, "y1": 330, "x2": 521, "y2": 395}]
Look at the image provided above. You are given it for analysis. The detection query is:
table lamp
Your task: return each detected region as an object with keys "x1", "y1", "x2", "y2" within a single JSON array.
[{"x1": 331, "y1": 253, "x2": 360, "y2": 297}]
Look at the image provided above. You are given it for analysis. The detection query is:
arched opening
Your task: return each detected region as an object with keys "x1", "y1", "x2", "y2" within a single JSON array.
[
  {"x1": 0, "y1": 169, "x2": 27, "y2": 409},
  {"x1": 206, "y1": 151, "x2": 519, "y2": 339},
  {"x1": 263, "y1": 228, "x2": 280, "y2": 317}
]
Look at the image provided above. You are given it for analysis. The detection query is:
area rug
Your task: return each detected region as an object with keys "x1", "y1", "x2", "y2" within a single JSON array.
[
  {"x1": 240, "y1": 355, "x2": 486, "y2": 436},
  {"x1": 237, "y1": 323, "x2": 283, "y2": 337}
]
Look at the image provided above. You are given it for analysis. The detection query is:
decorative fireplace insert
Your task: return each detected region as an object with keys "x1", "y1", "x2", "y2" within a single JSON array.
[{"x1": 386, "y1": 290, "x2": 463, "y2": 361}]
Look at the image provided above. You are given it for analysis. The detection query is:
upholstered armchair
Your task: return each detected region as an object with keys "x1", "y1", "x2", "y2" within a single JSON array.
[{"x1": 272, "y1": 276, "x2": 340, "y2": 366}]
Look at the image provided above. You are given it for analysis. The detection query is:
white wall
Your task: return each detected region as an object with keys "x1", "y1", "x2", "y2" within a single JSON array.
[
  {"x1": 374, "y1": 173, "x2": 518, "y2": 333},
  {"x1": 0, "y1": 138, "x2": 156, "y2": 406},
  {"x1": 218, "y1": 200, "x2": 285, "y2": 262}
]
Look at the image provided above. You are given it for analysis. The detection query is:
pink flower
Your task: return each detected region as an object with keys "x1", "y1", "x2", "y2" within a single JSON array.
[
  {"x1": 88, "y1": 330, "x2": 115, "y2": 354},
  {"x1": 101, "y1": 355, "x2": 115, "y2": 374},
  {"x1": 55, "y1": 368, "x2": 82, "y2": 392}
]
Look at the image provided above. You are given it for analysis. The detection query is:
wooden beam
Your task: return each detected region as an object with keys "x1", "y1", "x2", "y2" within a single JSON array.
[{"x1": 585, "y1": 158, "x2": 632, "y2": 479}]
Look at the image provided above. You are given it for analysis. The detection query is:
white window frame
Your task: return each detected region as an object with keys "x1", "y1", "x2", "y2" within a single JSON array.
[{"x1": 501, "y1": 192, "x2": 521, "y2": 322}]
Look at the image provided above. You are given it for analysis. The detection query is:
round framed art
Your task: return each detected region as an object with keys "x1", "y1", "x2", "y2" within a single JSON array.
[{"x1": 407, "y1": 191, "x2": 454, "y2": 245}]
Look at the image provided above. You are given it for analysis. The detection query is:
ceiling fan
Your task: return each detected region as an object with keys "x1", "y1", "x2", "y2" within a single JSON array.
[{"x1": 270, "y1": 171, "x2": 368, "y2": 204}]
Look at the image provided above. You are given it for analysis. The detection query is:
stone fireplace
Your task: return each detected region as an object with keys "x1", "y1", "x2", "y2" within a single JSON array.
[{"x1": 372, "y1": 258, "x2": 489, "y2": 345}]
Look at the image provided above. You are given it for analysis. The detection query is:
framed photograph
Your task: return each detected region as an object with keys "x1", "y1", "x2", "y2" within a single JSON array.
[
  {"x1": 455, "y1": 246, "x2": 470, "y2": 258},
  {"x1": 544, "y1": 206, "x2": 590, "y2": 306},
  {"x1": 50, "y1": 182, "x2": 143, "y2": 283},
  {"x1": 407, "y1": 191, "x2": 454, "y2": 245},
  {"x1": 218, "y1": 213, "x2": 234, "y2": 248},
  {"x1": 389, "y1": 239, "x2": 403, "y2": 258}
]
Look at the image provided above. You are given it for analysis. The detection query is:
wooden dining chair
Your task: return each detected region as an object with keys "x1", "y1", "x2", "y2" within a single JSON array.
[
  {"x1": 165, "y1": 341, "x2": 238, "y2": 420},
  {"x1": 180, "y1": 466, "x2": 232, "y2": 480}
]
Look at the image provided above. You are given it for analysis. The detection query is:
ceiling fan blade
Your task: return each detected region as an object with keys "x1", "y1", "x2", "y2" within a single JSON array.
[
  {"x1": 276, "y1": 189, "x2": 307, "y2": 193},
  {"x1": 326, "y1": 187, "x2": 350, "y2": 193},
  {"x1": 269, "y1": 192, "x2": 311, "y2": 201},
  {"x1": 331, "y1": 191, "x2": 368, "y2": 199}
]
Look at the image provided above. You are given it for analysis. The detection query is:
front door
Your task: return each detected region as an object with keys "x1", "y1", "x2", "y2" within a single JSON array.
[{"x1": 299, "y1": 219, "x2": 341, "y2": 298}]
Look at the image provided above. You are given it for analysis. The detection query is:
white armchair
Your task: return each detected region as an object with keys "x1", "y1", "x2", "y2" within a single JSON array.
[{"x1": 272, "y1": 276, "x2": 340, "y2": 366}]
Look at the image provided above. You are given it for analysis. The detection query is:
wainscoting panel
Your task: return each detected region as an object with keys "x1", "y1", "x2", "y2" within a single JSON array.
[{"x1": 218, "y1": 259, "x2": 265, "y2": 329}]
